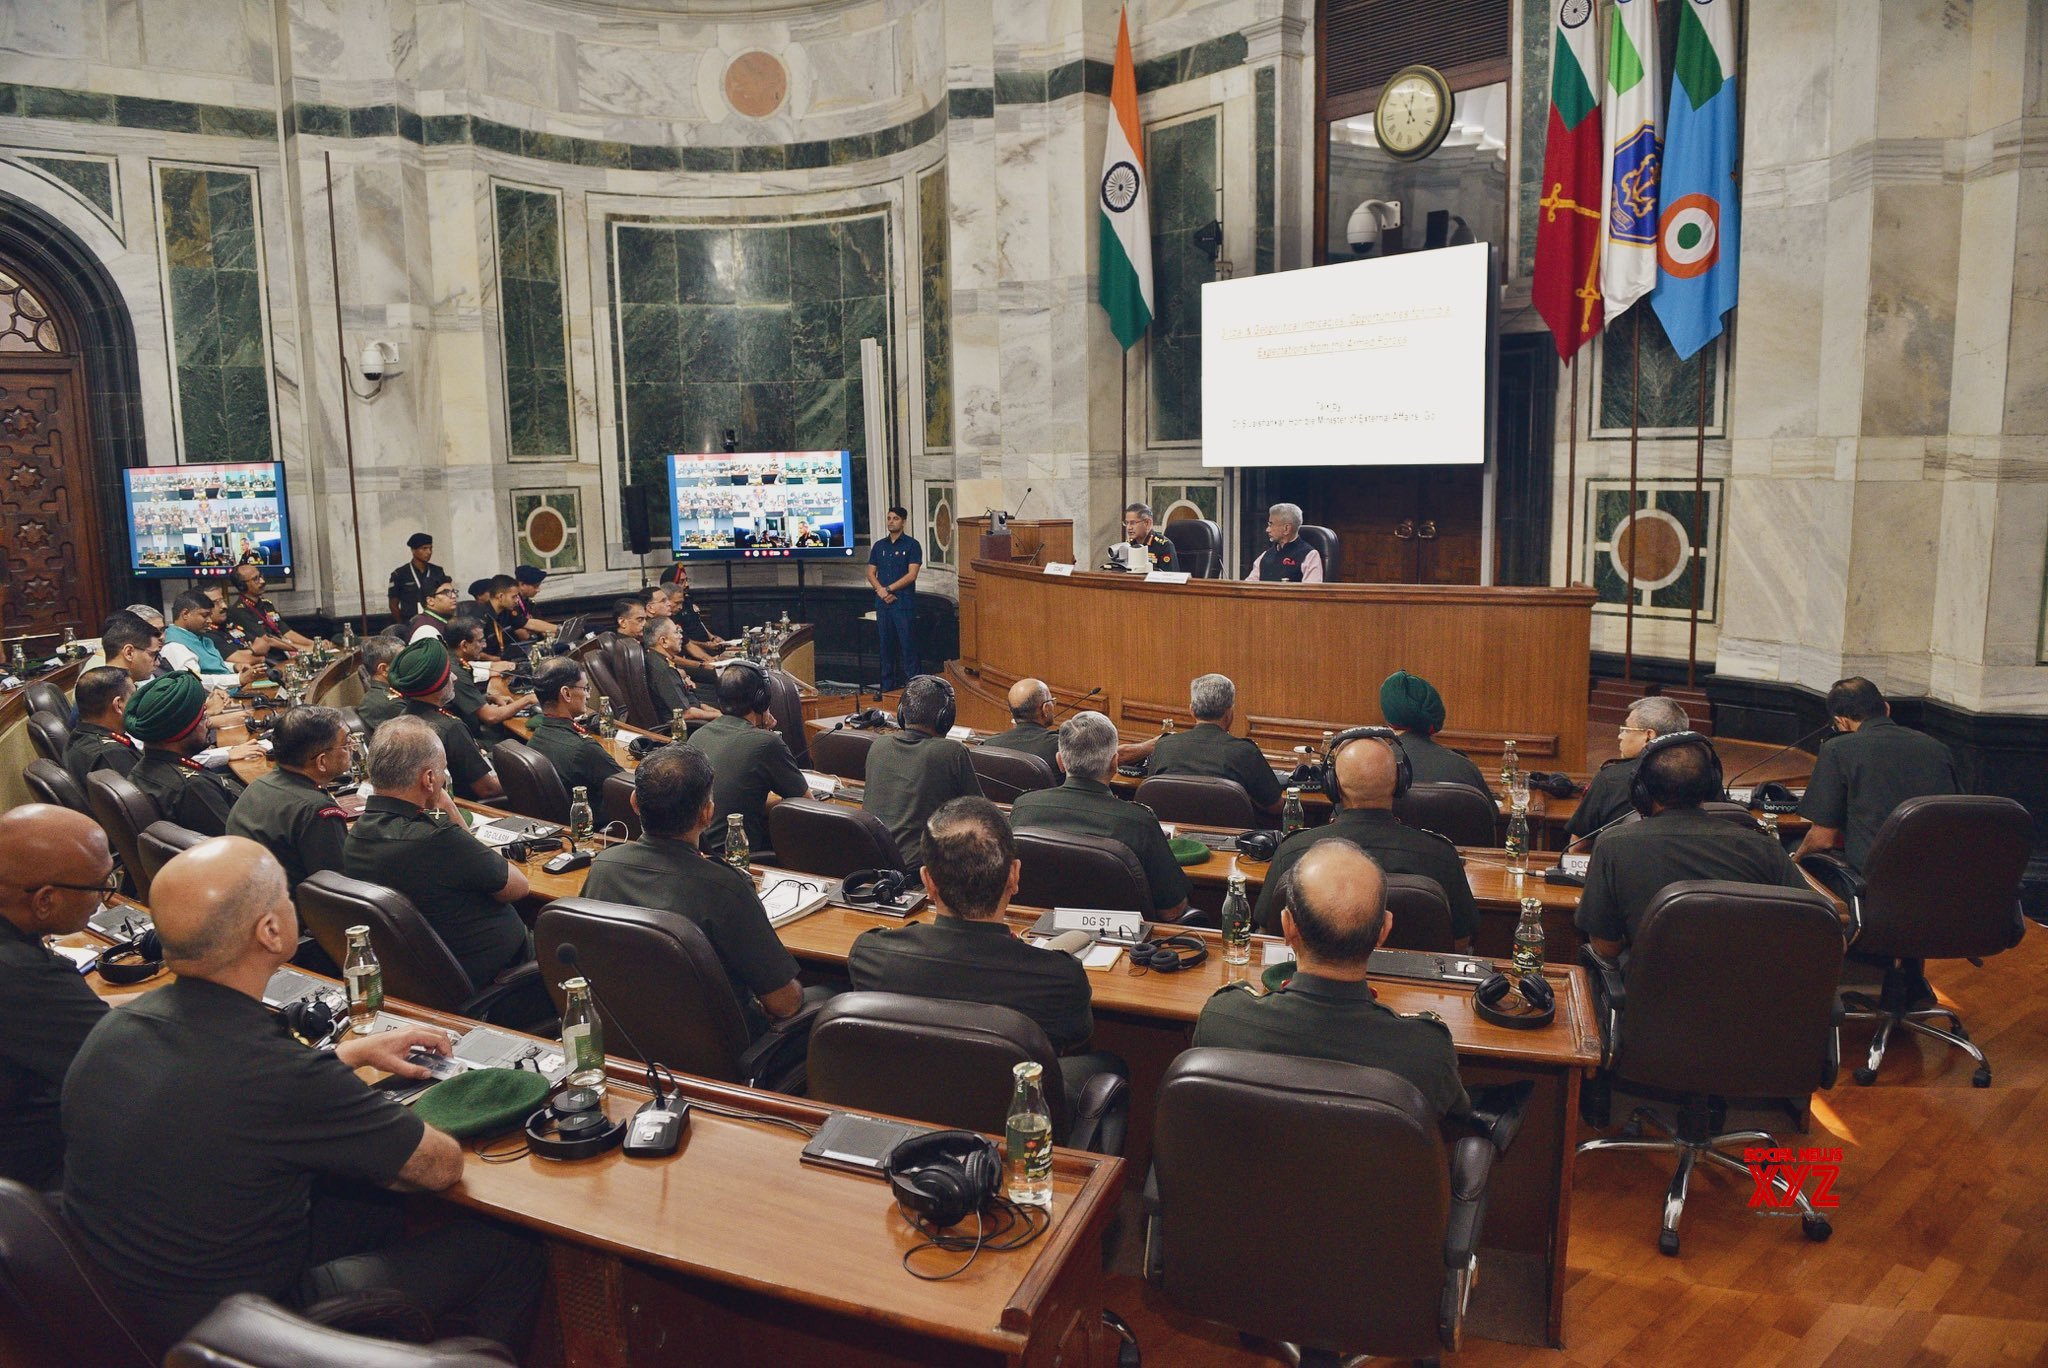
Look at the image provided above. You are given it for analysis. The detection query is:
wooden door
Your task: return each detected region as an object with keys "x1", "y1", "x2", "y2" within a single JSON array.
[
  {"x1": 0, "y1": 265, "x2": 109, "y2": 649},
  {"x1": 1255, "y1": 466, "x2": 1484, "y2": 584},
  {"x1": 1417, "y1": 465, "x2": 1485, "y2": 584}
]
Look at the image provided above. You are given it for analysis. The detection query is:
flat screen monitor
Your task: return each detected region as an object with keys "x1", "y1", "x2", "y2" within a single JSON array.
[
  {"x1": 121, "y1": 460, "x2": 293, "y2": 581},
  {"x1": 664, "y1": 450, "x2": 855, "y2": 562}
]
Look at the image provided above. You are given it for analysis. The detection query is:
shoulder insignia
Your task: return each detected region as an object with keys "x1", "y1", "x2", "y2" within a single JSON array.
[
  {"x1": 1416, "y1": 825, "x2": 1460, "y2": 849},
  {"x1": 1209, "y1": 981, "x2": 1262, "y2": 999},
  {"x1": 317, "y1": 806, "x2": 350, "y2": 820},
  {"x1": 1400, "y1": 1009, "x2": 1448, "y2": 1025}
]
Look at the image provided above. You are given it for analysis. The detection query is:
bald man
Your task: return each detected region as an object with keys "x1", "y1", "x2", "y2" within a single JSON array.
[
  {"x1": 61, "y1": 838, "x2": 544, "y2": 1353},
  {"x1": 1251, "y1": 728, "x2": 1478, "y2": 946},
  {"x1": 1195, "y1": 842, "x2": 1469, "y2": 1118},
  {"x1": 0, "y1": 807, "x2": 116, "y2": 1188},
  {"x1": 982, "y1": 678, "x2": 1061, "y2": 767}
]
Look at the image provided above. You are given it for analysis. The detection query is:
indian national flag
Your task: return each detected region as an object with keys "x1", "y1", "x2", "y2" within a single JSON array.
[
  {"x1": 1600, "y1": 0, "x2": 1663, "y2": 324},
  {"x1": 1097, "y1": 8, "x2": 1153, "y2": 351},
  {"x1": 1530, "y1": 0, "x2": 1605, "y2": 360}
]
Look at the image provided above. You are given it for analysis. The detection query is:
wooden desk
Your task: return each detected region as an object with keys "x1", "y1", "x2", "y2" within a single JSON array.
[{"x1": 956, "y1": 519, "x2": 1076, "y2": 664}]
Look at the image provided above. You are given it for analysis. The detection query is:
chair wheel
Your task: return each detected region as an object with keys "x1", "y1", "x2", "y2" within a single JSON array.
[
  {"x1": 1802, "y1": 1215, "x2": 1832, "y2": 1243},
  {"x1": 1972, "y1": 1066, "x2": 1991, "y2": 1088},
  {"x1": 1852, "y1": 1066, "x2": 1878, "y2": 1086},
  {"x1": 1658, "y1": 1229, "x2": 1680, "y2": 1256}
]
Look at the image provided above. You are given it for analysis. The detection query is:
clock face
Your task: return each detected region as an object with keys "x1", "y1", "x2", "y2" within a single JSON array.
[{"x1": 1374, "y1": 67, "x2": 1452, "y2": 161}]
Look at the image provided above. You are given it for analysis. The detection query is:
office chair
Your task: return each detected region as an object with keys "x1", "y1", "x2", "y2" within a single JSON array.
[
  {"x1": 136, "y1": 820, "x2": 207, "y2": 891},
  {"x1": 0, "y1": 1177, "x2": 157, "y2": 1367},
  {"x1": 84, "y1": 770, "x2": 161, "y2": 901},
  {"x1": 22, "y1": 681, "x2": 68, "y2": 719},
  {"x1": 767, "y1": 798, "x2": 905, "y2": 877},
  {"x1": 761, "y1": 668, "x2": 811, "y2": 767},
  {"x1": 807, "y1": 992, "x2": 1129, "y2": 1154},
  {"x1": 601, "y1": 770, "x2": 640, "y2": 840},
  {"x1": 1298, "y1": 525, "x2": 1340, "y2": 581},
  {"x1": 489, "y1": 739, "x2": 571, "y2": 825},
  {"x1": 1013, "y1": 828, "x2": 1152, "y2": 915},
  {"x1": 24, "y1": 758, "x2": 89, "y2": 814},
  {"x1": 166, "y1": 1294, "x2": 514, "y2": 1368},
  {"x1": 808, "y1": 726, "x2": 878, "y2": 783},
  {"x1": 1135, "y1": 774, "x2": 1259, "y2": 829},
  {"x1": 604, "y1": 636, "x2": 661, "y2": 729},
  {"x1": 1381, "y1": 873, "x2": 1457, "y2": 953},
  {"x1": 25, "y1": 710, "x2": 69, "y2": 765},
  {"x1": 1392, "y1": 782, "x2": 1497, "y2": 847},
  {"x1": 1161, "y1": 518, "x2": 1222, "y2": 578},
  {"x1": 967, "y1": 744, "x2": 1059, "y2": 802},
  {"x1": 1800, "y1": 794, "x2": 2030, "y2": 1088},
  {"x1": 1577, "y1": 879, "x2": 1845, "y2": 1254}
]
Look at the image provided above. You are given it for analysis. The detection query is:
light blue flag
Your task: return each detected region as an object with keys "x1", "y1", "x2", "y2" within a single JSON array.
[{"x1": 1652, "y1": 0, "x2": 1741, "y2": 361}]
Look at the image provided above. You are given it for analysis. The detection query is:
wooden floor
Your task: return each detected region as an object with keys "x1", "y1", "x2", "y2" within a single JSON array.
[{"x1": 1102, "y1": 919, "x2": 2048, "y2": 1366}]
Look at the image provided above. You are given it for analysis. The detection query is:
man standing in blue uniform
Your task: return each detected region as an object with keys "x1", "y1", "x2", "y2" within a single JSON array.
[{"x1": 866, "y1": 505, "x2": 922, "y2": 691}]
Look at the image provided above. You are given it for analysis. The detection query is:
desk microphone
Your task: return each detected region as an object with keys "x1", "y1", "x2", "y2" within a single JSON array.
[
  {"x1": 554, "y1": 942, "x2": 686, "y2": 1156},
  {"x1": 1049, "y1": 686, "x2": 1104, "y2": 718},
  {"x1": 1721, "y1": 722, "x2": 1835, "y2": 797},
  {"x1": 1561, "y1": 809, "x2": 1636, "y2": 853},
  {"x1": 1013, "y1": 486, "x2": 1033, "y2": 520}
]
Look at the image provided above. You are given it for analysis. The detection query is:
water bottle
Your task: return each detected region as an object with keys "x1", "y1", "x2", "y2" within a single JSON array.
[
  {"x1": 779, "y1": 608, "x2": 791, "y2": 633},
  {"x1": 1505, "y1": 796, "x2": 1530, "y2": 873},
  {"x1": 1161, "y1": 715, "x2": 1176, "y2": 737},
  {"x1": 342, "y1": 925, "x2": 383, "y2": 1031},
  {"x1": 1319, "y1": 729, "x2": 1335, "y2": 761},
  {"x1": 1281, "y1": 786, "x2": 1306, "y2": 836},
  {"x1": 9, "y1": 643, "x2": 26, "y2": 677},
  {"x1": 724, "y1": 813, "x2": 750, "y2": 872},
  {"x1": 671, "y1": 707, "x2": 689, "y2": 742},
  {"x1": 1512, "y1": 896, "x2": 1546, "y2": 975},
  {"x1": 341, "y1": 621, "x2": 356, "y2": 654},
  {"x1": 1220, "y1": 871, "x2": 1252, "y2": 965},
  {"x1": 1499, "y1": 738, "x2": 1520, "y2": 790},
  {"x1": 568, "y1": 785, "x2": 593, "y2": 849},
  {"x1": 348, "y1": 733, "x2": 369, "y2": 786},
  {"x1": 61, "y1": 625, "x2": 77, "y2": 658},
  {"x1": 1004, "y1": 1061, "x2": 1054, "y2": 1208},
  {"x1": 560, "y1": 977, "x2": 606, "y2": 1097},
  {"x1": 595, "y1": 693, "x2": 619, "y2": 738},
  {"x1": 1760, "y1": 811, "x2": 1781, "y2": 840}
]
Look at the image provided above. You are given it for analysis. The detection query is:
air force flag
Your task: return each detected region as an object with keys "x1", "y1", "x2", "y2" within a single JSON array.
[{"x1": 1651, "y1": 0, "x2": 1741, "y2": 360}]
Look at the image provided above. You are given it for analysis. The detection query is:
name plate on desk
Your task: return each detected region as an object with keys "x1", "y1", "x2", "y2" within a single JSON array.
[
  {"x1": 1052, "y1": 907, "x2": 1145, "y2": 940},
  {"x1": 1558, "y1": 853, "x2": 1590, "y2": 876},
  {"x1": 947, "y1": 725, "x2": 973, "y2": 740},
  {"x1": 1144, "y1": 570, "x2": 1191, "y2": 584},
  {"x1": 1043, "y1": 562, "x2": 1075, "y2": 576}
]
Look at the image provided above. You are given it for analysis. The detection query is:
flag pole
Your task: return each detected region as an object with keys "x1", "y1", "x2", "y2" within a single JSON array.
[
  {"x1": 1624, "y1": 319, "x2": 1639, "y2": 684},
  {"x1": 1687, "y1": 356, "x2": 1706, "y2": 686},
  {"x1": 1119, "y1": 345, "x2": 1130, "y2": 510},
  {"x1": 1564, "y1": 353, "x2": 1577, "y2": 588}
]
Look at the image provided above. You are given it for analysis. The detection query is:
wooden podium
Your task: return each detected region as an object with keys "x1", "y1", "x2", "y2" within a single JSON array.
[{"x1": 956, "y1": 517, "x2": 1074, "y2": 660}]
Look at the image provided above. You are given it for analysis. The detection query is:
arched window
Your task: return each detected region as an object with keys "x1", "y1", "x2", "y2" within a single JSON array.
[{"x1": 0, "y1": 270, "x2": 65, "y2": 353}]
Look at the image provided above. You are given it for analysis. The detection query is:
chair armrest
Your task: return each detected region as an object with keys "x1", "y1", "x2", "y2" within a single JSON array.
[
  {"x1": 735, "y1": 998, "x2": 828, "y2": 1090},
  {"x1": 1578, "y1": 946, "x2": 1626, "y2": 1068},
  {"x1": 1141, "y1": 1164, "x2": 1165, "y2": 1285},
  {"x1": 459, "y1": 960, "x2": 543, "y2": 1025},
  {"x1": 300, "y1": 1288, "x2": 436, "y2": 1343},
  {"x1": 1439, "y1": 1135, "x2": 1496, "y2": 1352},
  {"x1": 1067, "y1": 1069, "x2": 1130, "y2": 1155},
  {"x1": 1798, "y1": 853, "x2": 1863, "y2": 942},
  {"x1": 1459, "y1": 1080, "x2": 1534, "y2": 1155}
]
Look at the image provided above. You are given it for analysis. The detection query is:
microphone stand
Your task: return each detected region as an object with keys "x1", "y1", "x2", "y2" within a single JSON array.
[{"x1": 1722, "y1": 722, "x2": 1834, "y2": 797}]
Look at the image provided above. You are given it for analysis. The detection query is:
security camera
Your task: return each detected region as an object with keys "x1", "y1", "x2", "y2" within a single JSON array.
[
  {"x1": 358, "y1": 340, "x2": 402, "y2": 384},
  {"x1": 1347, "y1": 199, "x2": 1402, "y2": 257}
]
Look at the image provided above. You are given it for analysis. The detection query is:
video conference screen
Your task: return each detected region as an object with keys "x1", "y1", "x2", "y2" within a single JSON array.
[
  {"x1": 665, "y1": 450, "x2": 855, "y2": 562},
  {"x1": 122, "y1": 461, "x2": 293, "y2": 580}
]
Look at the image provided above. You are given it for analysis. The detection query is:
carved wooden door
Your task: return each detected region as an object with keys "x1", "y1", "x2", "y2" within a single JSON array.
[{"x1": 0, "y1": 264, "x2": 108, "y2": 653}]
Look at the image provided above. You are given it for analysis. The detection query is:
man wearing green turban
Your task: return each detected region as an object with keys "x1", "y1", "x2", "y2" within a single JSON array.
[
  {"x1": 1378, "y1": 670, "x2": 1490, "y2": 798},
  {"x1": 125, "y1": 672, "x2": 248, "y2": 836},
  {"x1": 388, "y1": 639, "x2": 502, "y2": 802}
]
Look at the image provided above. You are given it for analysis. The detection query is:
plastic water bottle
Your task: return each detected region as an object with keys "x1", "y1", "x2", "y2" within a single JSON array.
[
  {"x1": 343, "y1": 925, "x2": 383, "y2": 1031},
  {"x1": 724, "y1": 813, "x2": 750, "y2": 873},
  {"x1": 1505, "y1": 797, "x2": 1530, "y2": 873},
  {"x1": 1005, "y1": 1061, "x2": 1053, "y2": 1208},
  {"x1": 568, "y1": 785, "x2": 593, "y2": 849},
  {"x1": 560, "y1": 977, "x2": 606, "y2": 1098},
  {"x1": 1220, "y1": 871, "x2": 1253, "y2": 965},
  {"x1": 1513, "y1": 897, "x2": 1546, "y2": 975},
  {"x1": 1281, "y1": 786, "x2": 1306, "y2": 836}
]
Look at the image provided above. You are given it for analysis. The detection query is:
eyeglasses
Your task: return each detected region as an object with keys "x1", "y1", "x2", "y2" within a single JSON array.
[
  {"x1": 1618, "y1": 725, "x2": 1653, "y2": 738},
  {"x1": 44, "y1": 858, "x2": 124, "y2": 904}
]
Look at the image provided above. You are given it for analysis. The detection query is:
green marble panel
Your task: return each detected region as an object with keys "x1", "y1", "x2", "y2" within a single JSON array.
[
  {"x1": 620, "y1": 303, "x2": 682, "y2": 381},
  {"x1": 23, "y1": 156, "x2": 114, "y2": 217},
  {"x1": 495, "y1": 184, "x2": 573, "y2": 456},
  {"x1": 790, "y1": 300, "x2": 843, "y2": 381},
  {"x1": 1255, "y1": 68, "x2": 1275, "y2": 276},
  {"x1": 1147, "y1": 115, "x2": 1217, "y2": 443},
  {"x1": 735, "y1": 228, "x2": 790, "y2": 304},
  {"x1": 741, "y1": 382, "x2": 798, "y2": 450},
  {"x1": 678, "y1": 307, "x2": 739, "y2": 382},
  {"x1": 1597, "y1": 306, "x2": 1719, "y2": 432},
  {"x1": 159, "y1": 166, "x2": 273, "y2": 463},
  {"x1": 675, "y1": 230, "x2": 737, "y2": 305},
  {"x1": 737, "y1": 306, "x2": 793, "y2": 379},
  {"x1": 793, "y1": 380, "x2": 848, "y2": 451},
  {"x1": 919, "y1": 166, "x2": 953, "y2": 450}
]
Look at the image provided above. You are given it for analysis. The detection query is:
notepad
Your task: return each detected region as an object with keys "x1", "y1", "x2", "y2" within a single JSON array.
[{"x1": 759, "y1": 873, "x2": 831, "y2": 927}]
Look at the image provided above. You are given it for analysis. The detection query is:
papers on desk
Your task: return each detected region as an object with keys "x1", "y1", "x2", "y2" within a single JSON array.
[
  {"x1": 451, "y1": 1026, "x2": 567, "y2": 1083},
  {"x1": 470, "y1": 815, "x2": 563, "y2": 848},
  {"x1": 90, "y1": 906, "x2": 152, "y2": 941},
  {"x1": 947, "y1": 724, "x2": 973, "y2": 741},
  {"x1": 194, "y1": 739, "x2": 268, "y2": 769},
  {"x1": 758, "y1": 872, "x2": 831, "y2": 928},
  {"x1": 1042, "y1": 562, "x2": 1075, "y2": 577},
  {"x1": 50, "y1": 943, "x2": 100, "y2": 972},
  {"x1": 263, "y1": 966, "x2": 338, "y2": 1009}
]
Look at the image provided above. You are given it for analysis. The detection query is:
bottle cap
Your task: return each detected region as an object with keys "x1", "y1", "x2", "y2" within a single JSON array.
[
  {"x1": 346, "y1": 924, "x2": 369, "y2": 939},
  {"x1": 1012, "y1": 1060, "x2": 1043, "y2": 1083},
  {"x1": 563, "y1": 976, "x2": 590, "y2": 993}
]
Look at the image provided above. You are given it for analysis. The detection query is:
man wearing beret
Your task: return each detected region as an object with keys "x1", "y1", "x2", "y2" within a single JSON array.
[
  {"x1": 1379, "y1": 669, "x2": 1491, "y2": 799},
  {"x1": 387, "y1": 532, "x2": 448, "y2": 626},
  {"x1": 125, "y1": 673, "x2": 248, "y2": 837},
  {"x1": 502, "y1": 565, "x2": 555, "y2": 642},
  {"x1": 388, "y1": 639, "x2": 503, "y2": 802}
]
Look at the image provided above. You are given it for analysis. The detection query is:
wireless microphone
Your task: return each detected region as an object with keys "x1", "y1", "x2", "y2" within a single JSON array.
[{"x1": 554, "y1": 943, "x2": 686, "y2": 1157}]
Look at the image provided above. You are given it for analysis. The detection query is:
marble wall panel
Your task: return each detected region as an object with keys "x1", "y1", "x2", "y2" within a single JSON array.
[
  {"x1": 156, "y1": 164, "x2": 274, "y2": 464},
  {"x1": 1843, "y1": 480, "x2": 1940, "y2": 658},
  {"x1": 918, "y1": 164, "x2": 953, "y2": 450},
  {"x1": 494, "y1": 182, "x2": 572, "y2": 457},
  {"x1": 1146, "y1": 110, "x2": 1216, "y2": 444},
  {"x1": 1594, "y1": 308, "x2": 1719, "y2": 435},
  {"x1": 2006, "y1": 165, "x2": 2048, "y2": 436},
  {"x1": 1728, "y1": 201, "x2": 1827, "y2": 442},
  {"x1": 20, "y1": 154, "x2": 116, "y2": 222},
  {"x1": 1861, "y1": 181, "x2": 1961, "y2": 438}
]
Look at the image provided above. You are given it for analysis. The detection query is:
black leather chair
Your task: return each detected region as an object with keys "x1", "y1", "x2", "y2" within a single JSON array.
[
  {"x1": 1162, "y1": 518, "x2": 1222, "y2": 578},
  {"x1": 534, "y1": 899, "x2": 817, "y2": 1093},
  {"x1": 601, "y1": 770, "x2": 640, "y2": 841},
  {"x1": 137, "y1": 820, "x2": 207, "y2": 891},
  {"x1": 25, "y1": 710, "x2": 69, "y2": 765},
  {"x1": 605, "y1": 637, "x2": 661, "y2": 729},
  {"x1": 1299, "y1": 524, "x2": 1340, "y2": 581},
  {"x1": 808, "y1": 726, "x2": 879, "y2": 782},
  {"x1": 1801, "y1": 794, "x2": 2030, "y2": 1088},
  {"x1": 807, "y1": 992, "x2": 1128, "y2": 1154},
  {"x1": 1393, "y1": 782, "x2": 1498, "y2": 847},
  {"x1": 767, "y1": 798, "x2": 904, "y2": 877},
  {"x1": 23, "y1": 681, "x2": 68, "y2": 719},
  {"x1": 24, "y1": 758, "x2": 88, "y2": 813},
  {"x1": 167, "y1": 1294, "x2": 515, "y2": 1368},
  {"x1": 1577, "y1": 880, "x2": 1845, "y2": 1254},
  {"x1": 1145, "y1": 1049, "x2": 1503, "y2": 1364},
  {"x1": 1382, "y1": 873, "x2": 1456, "y2": 953},
  {"x1": 490, "y1": 739, "x2": 570, "y2": 825},
  {"x1": 0, "y1": 1177, "x2": 156, "y2": 1367},
  {"x1": 967, "y1": 744, "x2": 1058, "y2": 802},
  {"x1": 1014, "y1": 828, "x2": 1152, "y2": 915},
  {"x1": 581, "y1": 650, "x2": 628, "y2": 720},
  {"x1": 85, "y1": 770, "x2": 161, "y2": 901},
  {"x1": 296, "y1": 872, "x2": 544, "y2": 1027},
  {"x1": 1135, "y1": 774, "x2": 1258, "y2": 829},
  {"x1": 338, "y1": 707, "x2": 367, "y2": 738},
  {"x1": 763, "y1": 668, "x2": 810, "y2": 767}
]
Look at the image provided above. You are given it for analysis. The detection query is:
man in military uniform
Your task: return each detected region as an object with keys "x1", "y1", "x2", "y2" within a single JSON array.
[
  {"x1": 1196, "y1": 841, "x2": 1469, "y2": 1119},
  {"x1": 227, "y1": 563, "x2": 316, "y2": 653},
  {"x1": 583, "y1": 744, "x2": 811, "y2": 1039},
  {"x1": 501, "y1": 565, "x2": 555, "y2": 642},
  {"x1": 1250, "y1": 729, "x2": 1478, "y2": 946},
  {"x1": 861, "y1": 675, "x2": 982, "y2": 866},
  {"x1": 62, "y1": 666, "x2": 141, "y2": 791},
  {"x1": 1139, "y1": 674, "x2": 1283, "y2": 814},
  {"x1": 388, "y1": 638, "x2": 503, "y2": 802},
  {"x1": 685, "y1": 662, "x2": 807, "y2": 859},
  {"x1": 1567, "y1": 696, "x2": 1690, "y2": 844},
  {"x1": 1116, "y1": 502, "x2": 1176, "y2": 571},
  {"x1": 354, "y1": 634, "x2": 407, "y2": 734},
  {"x1": 1010, "y1": 711, "x2": 1190, "y2": 918},
  {"x1": 125, "y1": 673, "x2": 247, "y2": 837},
  {"x1": 1380, "y1": 669, "x2": 1492, "y2": 797},
  {"x1": 660, "y1": 563, "x2": 726, "y2": 668},
  {"x1": 865, "y1": 505, "x2": 922, "y2": 691},
  {"x1": 643, "y1": 620, "x2": 717, "y2": 725},
  {"x1": 1576, "y1": 734, "x2": 1810, "y2": 961},
  {"x1": 523, "y1": 659, "x2": 623, "y2": 797},
  {"x1": 387, "y1": 532, "x2": 448, "y2": 625},
  {"x1": 442, "y1": 617, "x2": 533, "y2": 744},
  {"x1": 1796, "y1": 677, "x2": 1958, "y2": 872},
  {"x1": 343, "y1": 718, "x2": 545, "y2": 1021},
  {"x1": 982, "y1": 678, "x2": 1062, "y2": 768},
  {"x1": 226, "y1": 706, "x2": 353, "y2": 890},
  {"x1": 849, "y1": 797, "x2": 1126, "y2": 1141}
]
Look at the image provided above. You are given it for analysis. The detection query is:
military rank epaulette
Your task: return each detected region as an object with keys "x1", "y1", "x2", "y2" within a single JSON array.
[
  {"x1": 1209, "y1": 980, "x2": 1263, "y2": 998},
  {"x1": 1400, "y1": 1009, "x2": 1447, "y2": 1025}
]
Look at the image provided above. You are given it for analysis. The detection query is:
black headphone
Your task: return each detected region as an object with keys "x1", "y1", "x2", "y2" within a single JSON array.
[
  {"x1": 1323, "y1": 726, "x2": 1411, "y2": 802},
  {"x1": 1129, "y1": 934, "x2": 1209, "y2": 972},
  {"x1": 280, "y1": 991, "x2": 344, "y2": 1047},
  {"x1": 95, "y1": 927, "x2": 164, "y2": 985},
  {"x1": 887, "y1": 1130, "x2": 1003, "y2": 1229},
  {"x1": 840, "y1": 867, "x2": 912, "y2": 910},
  {"x1": 1472, "y1": 971, "x2": 1556, "y2": 1029},
  {"x1": 1627, "y1": 730, "x2": 1723, "y2": 816},
  {"x1": 896, "y1": 675, "x2": 957, "y2": 736},
  {"x1": 1234, "y1": 829, "x2": 1280, "y2": 863},
  {"x1": 720, "y1": 658, "x2": 772, "y2": 716},
  {"x1": 1526, "y1": 771, "x2": 1583, "y2": 799},
  {"x1": 523, "y1": 1086, "x2": 625, "y2": 1161}
]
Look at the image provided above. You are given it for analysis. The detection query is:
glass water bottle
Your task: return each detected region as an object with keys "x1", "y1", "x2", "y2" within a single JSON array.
[
  {"x1": 1005, "y1": 1061, "x2": 1054, "y2": 1208},
  {"x1": 1220, "y1": 872, "x2": 1253, "y2": 965},
  {"x1": 342, "y1": 925, "x2": 383, "y2": 1031},
  {"x1": 1512, "y1": 896, "x2": 1546, "y2": 975},
  {"x1": 1499, "y1": 738, "x2": 1520, "y2": 790},
  {"x1": 1505, "y1": 797, "x2": 1530, "y2": 873},
  {"x1": 724, "y1": 813, "x2": 750, "y2": 872},
  {"x1": 1281, "y1": 786, "x2": 1306, "y2": 836},
  {"x1": 568, "y1": 785, "x2": 593, "y2": 849},
  {"x1": 671, "y1": 707, "x2": 689, "y2": 741},
  {"x1": 560, "y1": 977, "x2": 606, "y2": 1097}
]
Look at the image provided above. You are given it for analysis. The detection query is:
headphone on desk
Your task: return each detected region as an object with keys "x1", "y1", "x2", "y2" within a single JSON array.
[
  {"x1": 885, "y1": 1129, "x2": 1003, "y2": 1229},
  {"x1": 1323, "y1": 726, "x2": 1411, "y2": 802},
  {"x1": 1472, "y1": 972, "x2": 1556, "y2": 1029},
  {"x1": 524, "y1": 1086, "x2": 625, "y2": 1161},
  {"x1": 841, "y1": 868, "x2": 913, "y2": 910},
  {"x1": 895, "y1": 675, "x2": 957, "y2": 736},
  {"x1": 1627, "y1": 731, "x2": 1723, "y2": 816},
  {"x1": 1129, "y1": 934, "x2": 1209, "y2": 973},
  {"x1": 95, "y1": 927, "x2": 164, "y2": 986}
]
